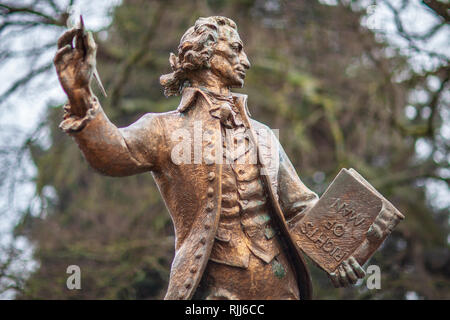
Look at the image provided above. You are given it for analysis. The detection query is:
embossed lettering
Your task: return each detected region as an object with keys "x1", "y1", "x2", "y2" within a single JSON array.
[
  {"x1": 322, "y1": 239, "x2": 335, "y2": 252},
  {"x1": 333, "y1": 224, "x2": 345, "y2": 237},
  {"x1": 333, "y1": 248, "x2": 347, "y2": 262},
  {"x1": 314, "y1": 233, "x2": 328, "y2": 248},
  {"x1": 324, "y1": 221, "x2": 335, "y2": 230},
  {"x1": 331, "y1": 199, "x2": 366, "y2": 227}
]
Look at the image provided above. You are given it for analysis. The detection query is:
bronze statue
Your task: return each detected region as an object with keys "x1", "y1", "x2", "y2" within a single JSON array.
[{"x1": 54, "y1": 16, "x2": 402, "y2": 300}]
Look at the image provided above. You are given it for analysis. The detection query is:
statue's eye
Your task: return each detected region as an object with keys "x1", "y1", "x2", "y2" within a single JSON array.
[{"x1": 231, "y1": 43, "x2": 242, "y2": 52}]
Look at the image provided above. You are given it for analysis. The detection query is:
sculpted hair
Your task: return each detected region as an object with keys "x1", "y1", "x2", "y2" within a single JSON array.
[{"x1": 160, "y1": 16, "x2": 237, "y2": 97}]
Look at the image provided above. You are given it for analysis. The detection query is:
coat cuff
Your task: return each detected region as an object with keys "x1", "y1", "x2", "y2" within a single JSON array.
[
  {"x1": 59, "y1": 97, "x2": 101, "y2": 133},
  {"x1": 286, "y1": 196, "x2": 318, "y2": 226}
]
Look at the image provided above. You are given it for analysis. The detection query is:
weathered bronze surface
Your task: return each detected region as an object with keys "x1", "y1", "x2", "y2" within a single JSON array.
[
  {"x1": 291, "y1": 169, "x2": 404, "y2": 285},
  {"x1": 53, "y1": 16, "x2": 404, "y2": 299}
]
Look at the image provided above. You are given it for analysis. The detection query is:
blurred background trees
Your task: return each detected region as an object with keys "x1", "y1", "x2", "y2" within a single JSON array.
[{"x1": 0, "y1": 0, "x2": 448, "y2": 299}]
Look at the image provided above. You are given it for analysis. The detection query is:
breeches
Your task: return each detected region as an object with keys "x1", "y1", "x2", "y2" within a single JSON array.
[{"x1": 193, "y1": 250, "x2": 300, "y2": 300}]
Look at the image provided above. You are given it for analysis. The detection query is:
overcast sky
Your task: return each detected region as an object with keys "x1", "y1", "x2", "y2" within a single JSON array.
[{"x1": 0, "y1": 0, "x2": 122, "y2": 299}]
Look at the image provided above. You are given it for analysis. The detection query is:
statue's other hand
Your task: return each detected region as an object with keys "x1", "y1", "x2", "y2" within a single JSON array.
[
  {"x1": 366, "y1": 205, "x2": 398, "y2": 243},
  {"x1": 328, "y1": 256, "x2": 366, "y2": 288},
  {"x1": 53, "y1": 28, "x2": 97, "y2": 116}
]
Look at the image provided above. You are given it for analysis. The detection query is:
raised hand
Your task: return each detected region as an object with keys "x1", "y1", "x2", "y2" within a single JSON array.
[
  {"x1": 53, "y1": 27, "x2": 97, "y2": 117},
  {"x1": 328, "y1": 256, "x2": 366, "y2": 287}
]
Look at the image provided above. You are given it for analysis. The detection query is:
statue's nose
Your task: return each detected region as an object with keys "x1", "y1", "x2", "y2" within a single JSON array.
[{"x1": 241, "y1": 53, "x2": 251, "y2": 70}]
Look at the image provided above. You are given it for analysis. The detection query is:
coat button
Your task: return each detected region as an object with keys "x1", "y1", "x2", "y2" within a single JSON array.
[
  {"x1": 207, "y1": 187, "x2": 214, "y2": 197},
  {"x1": 208, "y1": 172, "x2": 215, "y2": 181},
  {"x1": 190, "y1": 266, "x2": 197, "y2": 273},
  {"x1": 206, "y1": 202, "x2": 214, "y2": 212}
]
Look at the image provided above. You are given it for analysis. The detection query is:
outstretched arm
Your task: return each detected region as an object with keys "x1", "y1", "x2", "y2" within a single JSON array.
[{"x1": 54, "y1": 27, "x2": 164, "y2": 176}]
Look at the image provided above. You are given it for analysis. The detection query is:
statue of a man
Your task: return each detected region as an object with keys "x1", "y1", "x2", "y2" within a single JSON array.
[{"x1": 54, "y1": 16, "x2": 365, "y2": 300}]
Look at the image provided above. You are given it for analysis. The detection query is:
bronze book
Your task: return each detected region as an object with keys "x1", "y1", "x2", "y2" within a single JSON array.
[{"x1": 290, "y1": 168, "x2": 405, "y2": 274}]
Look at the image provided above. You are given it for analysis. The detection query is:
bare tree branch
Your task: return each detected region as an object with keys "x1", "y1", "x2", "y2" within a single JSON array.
[
  {"x1": 108, "y1": 2, "x2": 168, "y2": 109},
  {"x1": 0, "y1": 42, "x2": 55, "y2": 62},
  {"x1": 382, "y1": 0, "x2": 450, "y2": 63},
  {"x1": 0, "y1": 62, "x2": 53, "y2": 105},
  {"x1": 0, "y1": 4, "x2": 62, "y2": 26},
  {"x1": 422, "y1": 0, "x2": 450, "y2": 23}
]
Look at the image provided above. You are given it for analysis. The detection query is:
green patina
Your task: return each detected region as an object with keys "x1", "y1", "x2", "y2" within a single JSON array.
[
  {"x1": 271, "y1": 259, "x2": 286, "y2": 279},
  {"x1": 264, "y1": 226, "x2": 276, "y2": 239},
  {"x1": 258, "y1": 214, "x2": 271, "y2": 223}
]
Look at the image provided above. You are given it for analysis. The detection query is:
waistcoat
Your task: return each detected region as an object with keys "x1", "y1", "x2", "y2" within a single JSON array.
[{"x1": 209, "y1": 104, "x2": 281, "y2": 268}]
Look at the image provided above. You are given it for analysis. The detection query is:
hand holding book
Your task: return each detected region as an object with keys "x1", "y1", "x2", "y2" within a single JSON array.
[{"x1": 290, "y1": 168, "x2": 405, "y2": 287}]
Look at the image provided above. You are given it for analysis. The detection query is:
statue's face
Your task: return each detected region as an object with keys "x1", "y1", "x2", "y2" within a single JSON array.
[{"x1": 209, "y1": 27, "x2": 251, "y2": 88}]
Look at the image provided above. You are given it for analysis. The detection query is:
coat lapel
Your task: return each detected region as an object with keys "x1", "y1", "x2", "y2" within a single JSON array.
[{"x1": 232, "y1": 93, "x2": 279, "y2": 194}]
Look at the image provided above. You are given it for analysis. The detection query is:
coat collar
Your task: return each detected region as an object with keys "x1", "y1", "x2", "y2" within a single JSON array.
[{"x1": 176, "y1": 87, "x2": 252, "y2": 119}]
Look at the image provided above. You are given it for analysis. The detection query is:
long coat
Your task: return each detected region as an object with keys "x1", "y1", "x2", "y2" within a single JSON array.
[{"x1": 61, "y1": 87, "x2": 319, "y2": 299}]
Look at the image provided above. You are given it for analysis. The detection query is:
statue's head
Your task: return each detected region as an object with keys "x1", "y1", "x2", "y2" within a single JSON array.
[{"x1": 160, "y1": 16, "x2": 251, "y2": 96}]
